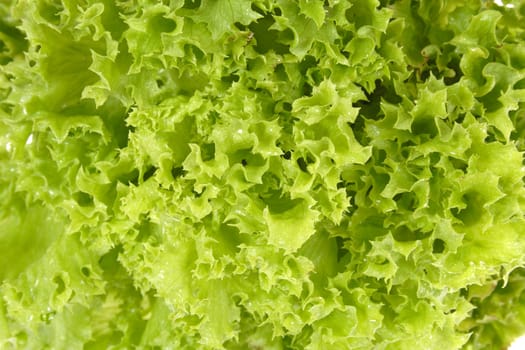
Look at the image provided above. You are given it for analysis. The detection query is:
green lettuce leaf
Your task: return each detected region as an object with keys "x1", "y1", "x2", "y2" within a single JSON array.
[{"x1": 2, "y1": 0, "x2": 525, "y2": 349}]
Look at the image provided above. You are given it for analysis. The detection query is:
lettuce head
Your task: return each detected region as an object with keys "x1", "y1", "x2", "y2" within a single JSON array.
[{"x1": 1, "y1": 0, "x2": 525, "y2": 349}]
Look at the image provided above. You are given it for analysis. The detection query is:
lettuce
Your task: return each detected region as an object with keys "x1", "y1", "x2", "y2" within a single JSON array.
[{"x1": 1, "y1": 0, "x2": 525, "y2": 349}]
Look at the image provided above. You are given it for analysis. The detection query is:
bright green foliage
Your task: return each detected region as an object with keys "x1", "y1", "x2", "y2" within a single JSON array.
[{"x1": 1, "y1": 0, "x2": 525, "y2": 349}]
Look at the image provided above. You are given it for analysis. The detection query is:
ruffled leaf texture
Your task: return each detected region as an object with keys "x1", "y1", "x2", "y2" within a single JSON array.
[{"x1": 1, "y1": 0, "x2": 525, "y2": 349}]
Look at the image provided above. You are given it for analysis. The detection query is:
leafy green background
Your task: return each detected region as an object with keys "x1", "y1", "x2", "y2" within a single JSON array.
[{"x1": 1, "y1": 0, "x2": 525, "y2": 349}]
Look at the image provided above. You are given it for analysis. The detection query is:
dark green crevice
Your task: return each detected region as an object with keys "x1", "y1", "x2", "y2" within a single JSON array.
[
  {"x1": 171, "y1": 166, "x2": 187, "y2": 179},
  {"x1": 247, "y1": 15, "x2": 290, "y2": 55}
]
